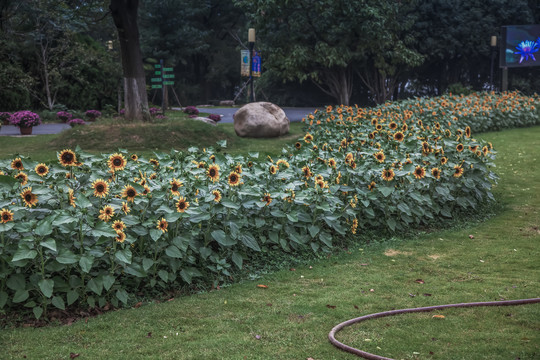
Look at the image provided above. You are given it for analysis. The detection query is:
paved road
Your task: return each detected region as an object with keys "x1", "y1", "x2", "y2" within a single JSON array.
[{"x1": 0, "y1": 107, "x2": 320, "y2": 136}]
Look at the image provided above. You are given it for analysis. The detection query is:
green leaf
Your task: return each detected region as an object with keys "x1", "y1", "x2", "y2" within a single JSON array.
[
  {"x1": 79, "y1": 256, "x2": 94, "y2": 273},
  {"x1": 232, "y1": 252, "x2": 243, "y2": 269},
  {"x1": 165, "y1": 245, "x2": 183, "y2": 258},
  {"x1": 319, "y1": 232, "x2": 333, "y2": 247},
  {"x1": 52, "y1": 215, "x2": 78, "y2": 226},
  {"x1": 221, "y1": 199, "x2": 240, "y2": 209},
  {"x1": 67, "y1": 290, "x2": 79, "y2": 306},
  {"x1": 115, "y1": 248, "x2": 132, "y2": 264},
  {"x1": 0, "y1": 291, "x2": 8, "y2": 309},
  {"x1": 199, "y1": 247, "x2": 212, "y2": 259},
  {"x1": 379, "y1": 186, "x2": 394, "y2": 197},
  {"x1": 149, "y1": 228, "x2": 162, "y2": 241},
  {"x1": 87, "y1": 278, "x2": 103, "y2": 295},
  {"x1": 38, "y1": 279, "x2": 54, "y2": 298},
  {"x1": 35, "y1": 218, "x2": 53, "y2": 237},
  {"x1": 308, "y1": 225, "x2": 320, "y2": 238},
  {"x1": 56, "y1": 249, "x2": 79, "y2": 264},
  {"x1": 180, "y1": 267, "x2": 202, "y2": 284},
  {"x1": 0, "y1": 174, "x2": 17, "y2": 186},
  {"x1": 286, "y1": 213, "x2": 298, "y2": 222},
  {"x1": 116, "y1": 289, "x2": 129, "y2": 304},
  {"x1": 310, "y1": 242, "x2": 320, "y2": 252},
  {"x1": 6, "y1": 274, "x2": 26, "y2": 291},
  {"x1": 0, "y1": 222, "x2": 15, "y2": 232},
  {"x1": 13, "y1": 290, "x2": 29, "y2": 303},
  {"x1": 240, "y1": 234, "x2": 261, "y2": 252},
  {"x1": 211, "y1": 230, "x2": 237, "y2": 246},
  {"x1": 397, "y1": 203, "x2": 411, "y2": 216},
  {"x1": 40, "y1": 238, "x2": 57, "y2": 252},
  {"x1": 12, "y1": 248, "x2": 37, "y2": 262},
  {"x1": 142, "y1": 258, "x2": 154, "y2": 271},
  {"x1": 75, "y1": 194, "x2": 91, "y2": 209},
  {"x1": 158, "y1": 270, "x2": 169, "y2": 282},
  {"x1": 92, "y1": 221, "x2": 117, "y2": 238},
  {"x1": 102, "y1": 275, "x2": 115, "y2": 291},
  {"x1": 33, "y1": 306, "x2": 44, "y2": 319},
  {"x1": 386, "y1": 218, "x2": 397, "y2": 231},
  {"x1": 52, "y1": 296, "x2": 65, "y2": 310},
  {"x1": 125, "y1": 263, "x2": 146, "y2": 277}
]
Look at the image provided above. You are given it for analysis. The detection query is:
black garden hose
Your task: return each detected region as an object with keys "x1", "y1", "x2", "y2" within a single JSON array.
[{"x1": 328, "y1": 298, "x2": 540, "y2": 360}]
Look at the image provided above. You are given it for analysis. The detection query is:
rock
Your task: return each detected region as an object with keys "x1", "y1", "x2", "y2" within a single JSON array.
[
  {"x1": 219, "y1": 100, "x2": 235, "y2": 106},
  {"x1": 233, "y1": 102, "x2": 289, "y2": 138},
  {"x1": 191, "y1": 117, "x2": 217, "y2": 126}
]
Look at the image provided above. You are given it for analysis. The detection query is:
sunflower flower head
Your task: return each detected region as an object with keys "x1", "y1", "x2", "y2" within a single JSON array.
[
  {"x1": 212, "y1": 190, "x2": 222, "y2": 203},
  {"x1": 98, "y1": 205, "x2": 115, "y2": 222},
  {"x1": 262, "y1": 193, "x2": 272, "y2": 206},
  {"x1": 108, "y1": 153, "x2": 127, "y2": 172},
  {"x1": 112, "y1": 220, "x2": 126, "y2": 233},
  {"x1": 92, "y1": 179, "x2": 109, "y2": 198},
  {"x1": 207, "y1": 164, "x2": 220, "y2": 182},
  {"x1": 176, "y1": 197, "x2": 190, "y2": 213},
  {"x1": 157, "y1": 218, "x2": 168, "y2": 233},
  {"x1": 35, "y1": 163, "x2": 49, "y2": 177},
  {"x1": 228, "y1": 171, "x2": 241, "y2": 187},
  {"x1": 20, "y1": 187, "x2": 38, "y2": 207},
  {"x1": 1, "y1": 208, "x2": 14, "y2": 223},
  {"x1": 58, "y1": 149, "x2": 77, "y2": 167},
  {"x1": 169, "y1": 178, "x2": 183, "y2": 196},
  {"x1": 11, "y1": 157, "x2": 24, "y2": 171}
]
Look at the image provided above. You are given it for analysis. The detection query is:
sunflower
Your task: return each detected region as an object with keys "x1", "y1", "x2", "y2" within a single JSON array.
[
  {"x1": 393, "y1": 131, "x2": 405, "y2": 142},
  {"x1": 315, "y1": 179, "x2": 328, "y2": 189},
  {"x1": 108, "y1": 153, "x2": 127, "y2": 172},
  {"x1": 14, "y1": 172, "x2": 28, "y2": 186},
  {"x1": 112, "y1": 220, "x2": 126, "y2": 233},
  {"x1": 456, "y1": 143, "x2": 464, "y2": 152},
  {"x1": 149, "y1": 158, "x2": 160, "y2": 168},
  {"x1": 422, "y1": 142, "x2": 430, "y2": 153},
  {"x1": 130, "y1": 154, "x2": 139, "y2": 161},
  {"x1": 453, "y1": 165, "x2": 464, "y2": 178},
  {"x1": 440, "y1": 157, "x2": 448, "y2": 165},
  {"x1": 228, "y1": 171, "x2": 241, "y2": 186},
  {"x1": 176, "y1": 197, "x2": 190, "y2": 213},
  {"x1": 269, "y1": 165, "x2": 278, "y2": 175},
  {"x1": 234, "y1": 164, "x2": 243, "y2": 174},
  {"x1": 465, "y1": 126, "x2": 471, "y2": 138},
  {"x1": 301, "y1": 166, "x2": 313, "y2": 179},
  {"x1": 20, "y1": 187, "x2": 38, "y2": 207},
  {"x1": 207, "y1": 164, "x2": 220, "y2": 182},
  {"x1": 117, "y1": 185, "x2": 136, "y2": 203},
  {"x1": 304, "y1": 133, "x2": 313, "y2": 143},
  {"x1": 351, "y1": 218, "x2": 358, "y2": 234},
  {"x1": 413, "y1": 166, "x2": 426, "y2": 180},
  {"x1": 482, "y1": 146, "x2": 489, "y2": 155},
  {"x1": 262, "y1": 193, "x2": 272, "y2": 206},
  {"x1": 375, "y1": 124, "x2": 383, "y2": 131},
  {"x1": 197, "y1": 161, "x2": 206, "y2": 169},
  {"x1": 115, "y1": 231, "x2": 126, "y2": 243},
  {"x1": 121, "y1": 201, "x2": 131, "y2": 214},
  {"x1": 431, "y1": 167, "x2": 441, "y2": 180},
  {"x1": 0, "y1": 208, "x2": 14, "y2": 223},
  {"x1": 169, "y1": 178, "x2": 183, "y2": 196},
  {"x1": 209, "y1": 154, "x2": 216, "y2": 163},
  {"x1": 11, "y1": 157, "x2": 24, "y2": 170},
  {"x1": 381, "y1": 168, "x2": 395, "y2": 182},
  {"x1": 469, "y1": 145, "x2": 478, "y2": 152},
  {"x1": 34, "y1": 163, "x2": 49, "y2": 177},
  {"x1": 68, "y1": 188, "x2": 76, "y2": 207},
  {"x1": 92, "y1": 179, "x2": 109, "y2": 198},
  {"x1": 247, "y1": 161, "x2": 253, "y2": 168},
  {"x1": 212, "y1": 190, "x2": 222, "y2": 203},
  {"x1": 402, "y1": 123, "x2": 408, "y2": 132},
  {"x1": 388, "y1": 122, "x2": 398, "y2": 130},
  {"x1": 276, "y1": 159, "x2": 290, "y2": 169},
  {"x1": 98, "y1": 205, "x2": 115, "y2": 222},
  {"x1": 374, "y1": 151, "x2": 385, "y2": 163},
  {"x1": 368, "y1": 181, "x2": 376, "y2": 191},
  {"x1": 294, "y1": 142, "x2": 302, "y2": 150},
  {"x1": 58, "y1": 149, "x2": 77, "y2": 167},
  {"x1": 327, "y1": 158, "x2": 336, "y2": 168},
  {"x1": 157, "y1": 218, "x2": 168, "y2": 233}
]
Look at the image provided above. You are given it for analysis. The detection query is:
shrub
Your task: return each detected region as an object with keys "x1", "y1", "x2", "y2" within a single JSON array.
[
  {"x1": 68, "y1": 118, "x2": 86, "y2": 127},
  {"x1": 56, "y1": 111, "x2": 72, "y2": 122},
  {"x1": 9, "y1": 111, "x2": 42, "y2": 127},
  {"x1": 208, "y1": 114, "x2": 221, "y2": 122},
  {"x1": 85, "y1": 110, "x2": 102, "y2": 120},
  {"x1": 183, "y1": 106, "x2": 199, "y2": 116}
]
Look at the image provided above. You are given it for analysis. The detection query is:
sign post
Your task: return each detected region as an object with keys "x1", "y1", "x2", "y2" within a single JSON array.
[{"x1": 150, "y1": 59, "x2": 175, "y2": 115}]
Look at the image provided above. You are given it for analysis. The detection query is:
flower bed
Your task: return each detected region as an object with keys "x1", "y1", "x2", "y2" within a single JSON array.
[{"x1": 0, "y1": 91, "x2": 538, "y2": 318}]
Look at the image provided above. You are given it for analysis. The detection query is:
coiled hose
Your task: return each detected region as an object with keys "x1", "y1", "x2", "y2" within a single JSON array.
[{"x1": 328, "y1": 298, "x2": 540, "y2": 359}]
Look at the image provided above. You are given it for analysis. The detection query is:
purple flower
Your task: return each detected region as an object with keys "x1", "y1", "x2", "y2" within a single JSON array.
[
  {"x1": 183, "y1": 106, "x2": 199, "y2": 115},
  {"x1": 0, "y1": 112, "x2": 11, "y2": 122},
  {"x1": 85, "y1": 110, "x2": 102, "y2": 119},
  {"x1": 514, "y1": 40, "x2": 539, "y2": 63},
  {"x1": 68, "y1": 118, "x2": 86, "y2": 127},
  {"x1": 155, "y1": 114, "x2": 167, "y2": 119},
  {"x1": 208, "y1": 114, "x2": 221, "y2": 122},
  {"x1": 10, "y1": 111, "x2": 42, "y2": 127},
  {"x1": 57, "y1": 111, "x2": 73, "y2": 122},
  {"x1": 119, "y1": 109, "x2": 126, "y2": 116},
  {"x1": 149, "y1": 107, "x2": 162, "y2": 116}
]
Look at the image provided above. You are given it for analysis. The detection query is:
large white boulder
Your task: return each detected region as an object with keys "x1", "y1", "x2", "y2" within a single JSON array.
[{"x1": 233, "y1": 102, "x2": 289, "y2": 138}]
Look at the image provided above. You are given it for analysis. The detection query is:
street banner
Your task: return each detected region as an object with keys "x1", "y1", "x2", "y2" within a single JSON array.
[
  {"x1": 241, "y1": 50, "x2": 250, "y2": 77},
  {"x1": 252, "y1": 51, "x2": 261, "y2": 77}
]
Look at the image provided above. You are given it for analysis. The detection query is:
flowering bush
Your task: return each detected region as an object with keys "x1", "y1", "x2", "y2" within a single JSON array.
[
  {"x1": 56, "y1": 111, "x2": 72, "y2": 122},
  {"x1": 0, "y1": 112, "x2": 11, "y2": 124},
  {"x1": 149, "y1": 107, "x2": 162, "y2": 116},
  {"x1": 9, "y1": 111, "x2": 42, "y2": 127},
  {"x1": 183, "y1": 106, "x2": 199, "y2": 115},
  {"x1": 68, "y1": 118, "x2": 86, "y2": 127},
  {"x1": 0, "y1": 91, "x2": 537, "y2": 318},
  {"x1": 208, "y1": 114, "x2": 221, "y2": 122},
  {"x1": 85, "y1": 110, "x2": 102, "y2": 120}
]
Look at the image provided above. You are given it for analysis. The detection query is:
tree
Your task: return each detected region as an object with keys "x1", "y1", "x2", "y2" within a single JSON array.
[
  {"x1": 233, "y1": 0, "x2": 422, "y2": 105},
  {"x1": 110, "y1": 0, "x2": 150, "y2": 121}
]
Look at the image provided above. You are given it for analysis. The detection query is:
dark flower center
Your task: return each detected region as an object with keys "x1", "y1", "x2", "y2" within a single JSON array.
[
  {"x1": 62, "y1": 153, "x2": 74, "y2": 162},
  {"x1": 127, "y1": 189, "x2": 136, "y2": 197},
  {"x1": 96, "y1": 184, "x2": 105, "y2": 192},
  {"x1": 113, "y1": 158, "x2": 122, "y2": 166}
]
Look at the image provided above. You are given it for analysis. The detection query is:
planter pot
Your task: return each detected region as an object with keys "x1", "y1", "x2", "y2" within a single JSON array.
[{"x1": 19, "y1": 126, "x2": 33, "y2": 135}]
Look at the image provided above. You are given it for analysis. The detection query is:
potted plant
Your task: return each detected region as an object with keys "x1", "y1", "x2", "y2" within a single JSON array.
[
  {"x1": 10, "y1": 111, "x2": 42, "y2": 135},
  {"x1": 85, "y1": 110, "x2": 102, "y2": 121},
  {"x1": 0, "y1": 112, "x2": 11, "y2": 125},
  {"x1": 56, "y1": 111, "x2": 72, "y2": 122},
  {"x1": 68, "y1": 118, "x2": 86, "y2": 127}
]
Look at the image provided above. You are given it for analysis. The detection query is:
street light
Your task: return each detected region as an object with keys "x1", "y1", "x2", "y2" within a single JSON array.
[
  {"x1": 490, "y1": 35, "x2": 497, "y2": 91},
  {"x1": 248, "y1": 28, "x2": 255, "y2": 102}
]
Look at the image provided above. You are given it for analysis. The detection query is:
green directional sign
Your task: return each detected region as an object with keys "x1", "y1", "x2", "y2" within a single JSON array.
[
  {"x1": 163, "y1": 67, "x2": 173, "y2": 71},
  {"x1": 163, "y1": 81, "x2": 174, "y2": 85},
  {"x1": 151, "y1": 78, "x2": 162, "y2": 82},
  {"x1": 154, "y1": 64, "x2": 161, "y2": 68},
  {"x1": 152, "y1": 85, "x2": 162, "y2": 89},
  {"x1": 163, "y1": 74, "x2": 175, "y2": 78},
  {"x1": 154, "y1": 71, "x2": 161, "y2": 75}
]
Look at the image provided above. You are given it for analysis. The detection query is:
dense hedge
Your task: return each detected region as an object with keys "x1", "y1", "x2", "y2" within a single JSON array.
[{"x1": 0, "y1": 91, "x2": 538, "y2": 318}]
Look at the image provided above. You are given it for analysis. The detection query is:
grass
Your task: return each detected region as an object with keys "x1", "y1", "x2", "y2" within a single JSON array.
[
  {"x1": 0, "y1": 112, "x2": 305, "y2": 163},
  {"x1": 0, "y1": 126, "x2": 538, "y2": 359}
]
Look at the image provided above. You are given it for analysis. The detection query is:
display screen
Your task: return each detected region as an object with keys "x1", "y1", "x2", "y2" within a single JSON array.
[{"x1": 500, "y1": 25, "x2": 540, "y2": 68}]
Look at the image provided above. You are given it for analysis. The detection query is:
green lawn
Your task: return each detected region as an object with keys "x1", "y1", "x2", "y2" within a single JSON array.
[{"x1": 0, "y1": 126, "x2": 538, "y2": 360}]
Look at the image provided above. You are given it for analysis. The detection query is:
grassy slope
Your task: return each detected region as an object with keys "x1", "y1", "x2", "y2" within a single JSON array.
[{"x1": 0, "y1": 127, "x2": 538, "y2": 360}]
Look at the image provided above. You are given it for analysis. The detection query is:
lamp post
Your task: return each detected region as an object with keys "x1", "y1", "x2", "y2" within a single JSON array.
[
  {"x1": 490, "y1": 35, "x2": 497, "y2": 91},
  {"x1": 248, "y1": 28, "x2": 255, "y2": 102}
]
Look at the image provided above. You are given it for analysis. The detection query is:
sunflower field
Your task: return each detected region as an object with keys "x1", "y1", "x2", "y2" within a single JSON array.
[{"x1": 0, "y1": 91, "x2": 538, "y2": 318}]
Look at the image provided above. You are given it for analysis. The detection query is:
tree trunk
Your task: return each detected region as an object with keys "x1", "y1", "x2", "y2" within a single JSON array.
[
  {"x1": 312, "y1": 66, "x2": 353, "y2": 106},
  {"x1": 110, "y1": 0, "x2": 150, "y2": 122}
]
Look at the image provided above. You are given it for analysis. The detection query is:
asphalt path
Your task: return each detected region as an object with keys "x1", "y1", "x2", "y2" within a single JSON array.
[{"x1": 0, "y1": 107, "x2": 319, "y2": 136}]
